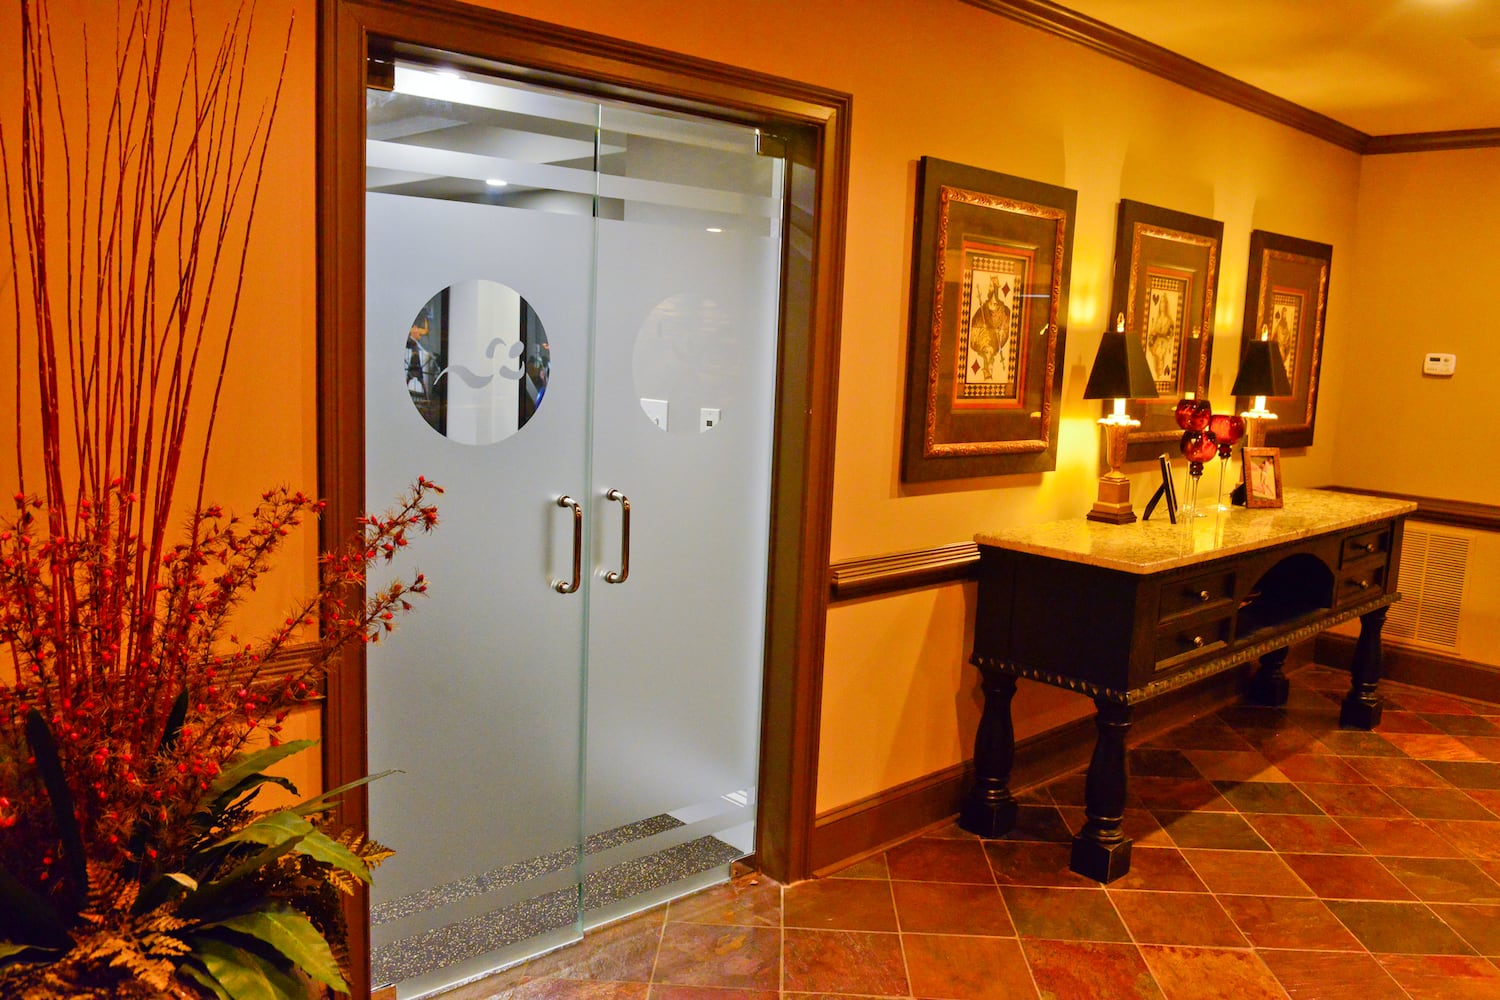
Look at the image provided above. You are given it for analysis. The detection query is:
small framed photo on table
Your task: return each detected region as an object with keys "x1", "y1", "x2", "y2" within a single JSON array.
[{"x1": 1243, "y1": 447, "x2": 1283, "y2": 508}]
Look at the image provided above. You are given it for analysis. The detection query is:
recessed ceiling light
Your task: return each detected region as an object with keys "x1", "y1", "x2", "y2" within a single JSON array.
[
  {"x1": 485, "y1": 178, "x2": 508, "y2": 187},
  {"x1": 436, "y1": 69, "x2": 461, "y2": 79},
  {"x1": 706, "y1": 227, "x2": 723, "y2": 233}
]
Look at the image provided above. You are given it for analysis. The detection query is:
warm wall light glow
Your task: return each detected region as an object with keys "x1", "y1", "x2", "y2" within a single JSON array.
[
  {"x1": 706, "y1": 227, "x2": 723, "y2": 233},
  {"x1": 485, "y1": 178, "x2": 508, "y2": 187}
]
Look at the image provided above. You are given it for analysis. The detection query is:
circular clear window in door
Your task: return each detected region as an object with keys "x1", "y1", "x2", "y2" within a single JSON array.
[
  {"x1": 633, "y1": 292, "x2": 741, "y2": 434},
  {"x1": 404, "y1": 279, "x2": 550, "y2": 444}
]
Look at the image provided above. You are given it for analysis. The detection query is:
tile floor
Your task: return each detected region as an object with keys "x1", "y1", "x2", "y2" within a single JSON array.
[{"x1": 444, "y1": 665, "x2": 1500, "y2": 999}]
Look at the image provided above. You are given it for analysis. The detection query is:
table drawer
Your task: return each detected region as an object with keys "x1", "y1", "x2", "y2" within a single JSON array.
[
  {"x1": 1337, "y1": 565, "x2": 1387, "y2": 607},
  {"x1": 1154, "y1": 615, "x2": 1231, "y2": 669},
  {"x1": 1158, "y1": 568, "x2": 1237, "y2": 621},
  {"x1": 1341, "y1": 527, "x2": 1391, "y2": 566}
]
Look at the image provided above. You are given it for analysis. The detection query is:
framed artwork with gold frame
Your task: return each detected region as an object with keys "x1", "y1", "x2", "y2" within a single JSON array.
[
  {"x1": 1236, "y1": 230, "x2": 1332, "y2": 449},
  {"x1": 1107, "y1": 199, "x2": 1224, "y2": 463},
  {"x1": 901, "y1": 157, "x2": 1076, "y2": 482}
]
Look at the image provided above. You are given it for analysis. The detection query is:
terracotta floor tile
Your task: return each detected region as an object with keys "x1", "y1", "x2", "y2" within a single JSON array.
[
  {"x1": 1022, "y1": 940, "x2": 1164, "y2": 1000},
  {"x1": 1216, "y1": 704, "x2": 1295, "y2": 732},
  {"x1": 1385, "y1": 785, "x2": 1498, "y2": 821},
  {"x1": 1213, "y1": 779, "x2": 1324, "y2": 814},
  {"x1": 1108, "y1": 890, "x2": 1246, "y2": 947},
  {"x1": 667, "y1": 878, "x2": 781, "y2": 927},
  {"x1": 982, "y1": 839, "x2": 1098, "y2": 888},
  {"x1": 783, "y1": 878, "x2": 897, "y2": 931},
  {"x1": 1104, "y1": 846, "x2": 1208, "y2": 892},
  {"x1": 902, "y1": 933, "x2": 1037, "y2": 999},
  {"x1": 1045, "y1": 773, "x2": 1086, "y2": 807},
  {"x1": 1297, "y1": 782, "x2": 1412, "y2": 818},
  {"x1": 648, "y1": 988, "x2": 776, "y2": 1000},
  {"x1": 1259, "y1": 949, "x2": 1409, "y2": 1000},
  {"x1": 1378, "y1": 856, "x2": 1500, "y2": 903},
  {"x1": 1465, "y1": 738, "x2": 1500, "y2": 763},
  {"x1": 1217, "y1": 894, "x2": 1362, "y2": 951},
  {"x1": 1238, "y1": 726, "x2": 1331, "y2": 760},
  {"x1": 1005, "y1": 804, "x2": 1074, "y2": 844},
  {"x1": 890, "y1": 880, "x2": 1014, "y2": 936},
  {"x1": 1184, "y1": 750, "x2": 1286, "y2": 782},
  {"x1": 1057, "y1": 807, "x2": 1173, "y2": 848},
  {"x1": 1430, "y1": 903, "x2": 1500, "y2": 955},
  {"x1": 514, "y1": 982, "x2": 652, "y2": 1000},
  {"x1": 885, "y1": 836, "x2": 995, "y2": 884},
  {"x1": 1467, "y1": 788, "x2": 1500, "y2": 815},
  {"x1": 1154, "y1": 811, "x2": 1273, "y2": 851},
  {"x1": 1316, "y1": 730, "x2": 1408, "y2": 757},
  {"x1": 1424, "y1": 713, "x2": 1500, "y2": 737},
  {"x1": 1335, "y1": 816, "x2": 1465, "y2": 858},
  {"x1": 1347, "y1": 755, "x2": 1449, "y2": 787},
  {"x1": 781, "y1": 929, "x2": 907, "y2": 996},
  {"x1": 1272, "y1": 753, "x2": 1369, "y2": 785},
  {"x1": 1128, "y1": 747, "x2": 1203, "y2": 779},
  {"x1": 1143, "y1": 718, "x2": 1256, "y2": 751},
  {"x1": 1245, "y1": 813, "x2": 1364, "y2": 854},
  {"x1": 1428, "y1": 761, "x2": 1500, "y2": 790},
  {"x1": 1434, "y1": 820, "x2": 1500, "y2": 861},
  {"x1": 1326, "y1": 899, "x2": 1476, "y2": 954},
  {"x1": 1129, "y1": 776, "x2": 1234, "y2": 812},
  {"x1": 651, "y1": 924, "x2": 780, "y2": 991},
  {"x1": 828, "y1": 855, "x2": 888, "y2": 880},
  {"x1": 1180, "y1": 848, "x2": 1313, "y2": 896},
  {"x1": 1376, "y1": 954, "x2": 1500, "y2": 999},
  {"x1": 1137, "y1": 945, "x2": 1286, "y2": 1000},
  {"x1": 1384, "y1": 690, "x2": 1480, "y2": 715},
  {"x1": 1281, "y1": 853, "x2": 1417, "y2": 901},
  {"x1": 1000, "y1": 885, "x2": 1130, "y2": 942},
  {"x1": 1376, "y1": 711, "x2": 1444, "y2": 734},
  {"x1": 526, "y1": 911, "x2": 663, "y2": 982},
  {"x1": 1383, "y1": 732, "x2": 1488, "y2": 762}
]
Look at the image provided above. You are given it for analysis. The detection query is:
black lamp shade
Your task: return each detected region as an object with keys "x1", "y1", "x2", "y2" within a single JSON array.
[
  {"x1": 1231, "y1": 338, "x2": 1293, "y2": 397},
  {"x1": 1083, "y1": 330, "x2": 1159, "y2": 400}
]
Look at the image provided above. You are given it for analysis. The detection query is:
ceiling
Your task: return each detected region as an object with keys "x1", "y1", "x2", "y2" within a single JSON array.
[{"x1": 1057, "y1": 0, "x2": 1500, "y2": 135}]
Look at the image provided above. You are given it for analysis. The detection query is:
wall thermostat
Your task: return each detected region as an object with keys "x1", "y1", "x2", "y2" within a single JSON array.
[{"x1": 1423, "y1": 353, "x2": 1456, "y2": 377}]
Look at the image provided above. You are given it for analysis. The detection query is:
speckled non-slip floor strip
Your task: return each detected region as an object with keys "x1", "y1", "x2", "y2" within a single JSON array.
[{"x1": 371, "y1": 814, "x2": 738, "y2": 989}]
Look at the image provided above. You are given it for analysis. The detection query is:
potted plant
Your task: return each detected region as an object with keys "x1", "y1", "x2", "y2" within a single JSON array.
[{"x1": 0, "y1": 2, "x2": 431, "y2": 995}]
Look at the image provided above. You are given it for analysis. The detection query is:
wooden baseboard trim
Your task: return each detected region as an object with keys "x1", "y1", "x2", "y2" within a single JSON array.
[
  {"x1": 806, "y1": 652, "x2": 1304, "y2": 876},
  {"x1": 1321, "y1": 486, "x2": 1500, "y2": 533},
  {"x1": 1314, "y1": 633, "x2": 1500, "y2": 705}
]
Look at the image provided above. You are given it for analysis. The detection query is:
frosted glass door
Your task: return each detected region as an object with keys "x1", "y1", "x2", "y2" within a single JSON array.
[
  {"x1": 364, "y1": 191, "x2": 593, "y2": 994},
  {"x1": 581, "y1": 108, "x2": 783, "y2": 909}
]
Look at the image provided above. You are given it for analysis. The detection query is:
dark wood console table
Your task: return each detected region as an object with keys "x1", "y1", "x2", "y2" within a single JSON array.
[{"x1": 962, "y1": 488, "x2": 1416, "y2": 882}]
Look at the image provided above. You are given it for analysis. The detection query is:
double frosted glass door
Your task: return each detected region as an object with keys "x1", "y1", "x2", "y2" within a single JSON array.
[{"x1": 363, "y1": 64, "x2": 783, "y2": 997}]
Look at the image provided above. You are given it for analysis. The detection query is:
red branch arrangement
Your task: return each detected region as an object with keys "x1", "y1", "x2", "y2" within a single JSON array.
[{"x1": 0, "y1": 2, "x2": 437, "y2": 996}]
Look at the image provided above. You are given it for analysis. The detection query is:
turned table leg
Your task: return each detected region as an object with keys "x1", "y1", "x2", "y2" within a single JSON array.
[
  {"x1": 960, "y1": 662, "x2": 1019, "y2": 838},
  {"x1": 1246, "y1": 646, "x2": 1291, "y2": 706},
  {"x1": 1071, "y1": 697, "x2": 1133, "y2": 882},
  {"x1": 1341, "y1": 604, "x2": 1389, "y2": 729}
]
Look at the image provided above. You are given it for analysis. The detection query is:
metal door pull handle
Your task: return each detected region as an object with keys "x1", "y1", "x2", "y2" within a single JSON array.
[
  {"x1": 555, "y1": 495, "x2": 582, "y2": 594},
  {"x1": 605, "y1": 489, "x2": 631, "y2": 584}
]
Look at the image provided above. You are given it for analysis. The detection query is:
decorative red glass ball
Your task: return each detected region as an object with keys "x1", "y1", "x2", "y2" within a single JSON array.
[
  {"x1": 1174, "y1": 397, "x2": 1212, "y2": 431},
  {"x1": 1180, "y1": 428, "x2": 1219, "y2": 465},
  {"x1": 1209, "y1": 413, "x2": 1245, "y2": 445}
]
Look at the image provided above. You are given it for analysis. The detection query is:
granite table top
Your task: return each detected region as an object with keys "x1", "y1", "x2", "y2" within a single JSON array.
[{"x1": 974, "y1": 488, "x2": 1418, "y2": 575}]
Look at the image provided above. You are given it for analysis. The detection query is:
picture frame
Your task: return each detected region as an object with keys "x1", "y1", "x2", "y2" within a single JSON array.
[
  {"x1": 1243, "y1": 446, "x2": 1284, "y2": 508},
  {"x1": 1106, "y1": 199, "x2": 1224, "y2": 463},
  {"x1": 1237, "y1": 230, "x2": 1332, "y2": 449},
  {"x1": 901, "y1": 157, "x2": 1076, "y2": 482}
]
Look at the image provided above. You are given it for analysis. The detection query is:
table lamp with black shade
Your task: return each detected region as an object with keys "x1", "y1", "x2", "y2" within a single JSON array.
[
  {"x1": 1084, "y1": 314, "x2": 1159, "y2": 524},
  {"x1": 1229, "y1": 326, "x2": 1293, "y2": 504}
]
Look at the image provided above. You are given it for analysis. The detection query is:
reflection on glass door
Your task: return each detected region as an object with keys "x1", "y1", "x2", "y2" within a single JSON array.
[{"x1": 363, "y1": 62, "x2": 783, "y2": 998}]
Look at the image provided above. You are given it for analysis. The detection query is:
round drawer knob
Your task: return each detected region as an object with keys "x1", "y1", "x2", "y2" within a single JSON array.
[
  {"x1": 1359, "y1": 579, "x2": 1371, "y2": 590},
  {"x1": 1192, "y1": 635, "x2": 1205, "y2": 648},
  {"x1": 1198, "y1": 590, "x2": 1211, "y2": 602}
]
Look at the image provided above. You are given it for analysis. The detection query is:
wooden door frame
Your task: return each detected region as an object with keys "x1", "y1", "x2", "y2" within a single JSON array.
[{"x1": 318, "y1": 2, "x2": 848, "y2": 992}]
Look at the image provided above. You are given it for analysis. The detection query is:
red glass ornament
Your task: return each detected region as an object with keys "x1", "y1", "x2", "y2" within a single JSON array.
[
  {"x1": 1209, "y1": 413, "x2": 1245, "y2": 445},
  {"x1": 1180, "y1": 428, "x2": 1219, "y2": 465},
  {"x1": 1174, "y1": 397, "x2": 1212, "y2": 431}
]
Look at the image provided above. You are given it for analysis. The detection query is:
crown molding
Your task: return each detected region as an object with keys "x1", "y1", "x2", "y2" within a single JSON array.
[
  {"x1": 1364, "y1": 128, "x2": 1500, "y2": 155},
  {"x1": 961, "y1": 0, "x2": 1371, "y2": 152}
]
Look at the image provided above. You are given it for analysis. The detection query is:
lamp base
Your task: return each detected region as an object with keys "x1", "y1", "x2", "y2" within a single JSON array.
[{"x1": 1087, "y1": 474, "x2": 1136, "y2": 524}]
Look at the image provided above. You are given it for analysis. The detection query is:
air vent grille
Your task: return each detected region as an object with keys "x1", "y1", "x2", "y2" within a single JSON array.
[{"x1": 1386, "y1": 527, "x2": 1467, "y2": 649}]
